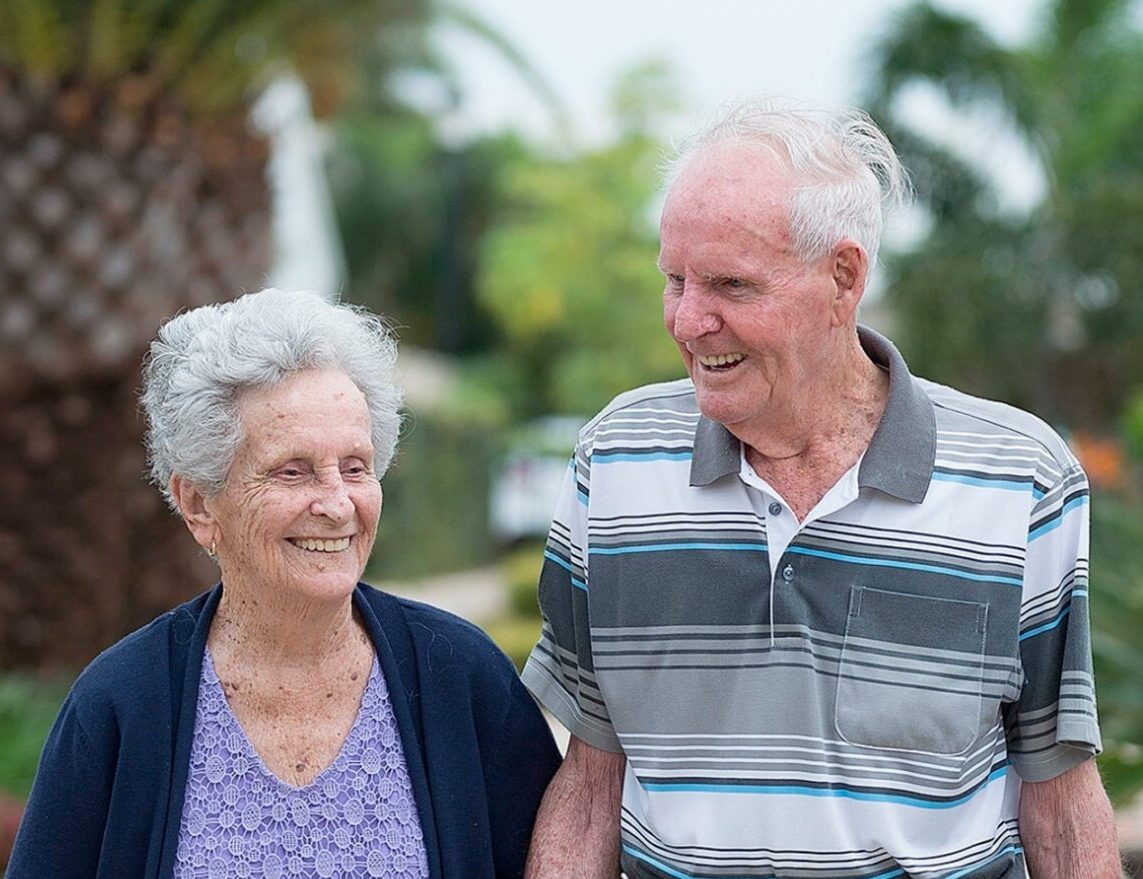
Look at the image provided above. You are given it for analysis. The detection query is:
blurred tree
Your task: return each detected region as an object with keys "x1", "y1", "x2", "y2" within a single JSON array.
[
  {"x1": 331, "y1": 111, "x2": 528, "y2": 354},
  {"x1": 472, "y1": 60, "x2": 683, "y2": 419},
  {"x1": 868, "y1": 0, "x2": 1143, "y2": 802},
  {"x1": 0, "y1": 0, "x2": 434, "y2": 668},
  {"x1": 1088, "y1": 497, "x2": 1143, "y2": 804},
  {"x1": 867, "y1": 0, "x2": 1143, "y2": 428},
  {"x1": 329, "y1": 6, "x2": 563, "y2": 356}
]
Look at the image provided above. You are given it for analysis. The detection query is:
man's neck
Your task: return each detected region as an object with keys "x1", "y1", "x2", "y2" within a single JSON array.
[
  {"x1": 735, "y1": 334, "x2": 888, "y2": 460},
  {"x1": 736, "y1": 335, "x2": 889, "y2": 520}
]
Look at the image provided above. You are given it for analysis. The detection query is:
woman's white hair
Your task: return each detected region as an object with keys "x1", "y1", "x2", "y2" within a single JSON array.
[
  {"x1": 141, "y1": 288, "x2": 403, "y2": 510},
  {"x1": 664, "y1": 98, "x2": 912, "y2": 270}
]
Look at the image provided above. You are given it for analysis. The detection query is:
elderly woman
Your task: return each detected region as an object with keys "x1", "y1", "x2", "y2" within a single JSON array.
[{"x1": 9, "y1": 289, "x2": 561, "y2": 878}]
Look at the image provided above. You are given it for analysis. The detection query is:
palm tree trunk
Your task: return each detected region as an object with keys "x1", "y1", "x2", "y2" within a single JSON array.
[{"x1": 0, "y1": 65, "x2": 271, "y2": 669}]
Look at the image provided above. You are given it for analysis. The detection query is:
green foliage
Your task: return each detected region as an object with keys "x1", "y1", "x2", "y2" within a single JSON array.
[
  {"x1": 0, "y1": 0, "x2": 429, "y2": 116},
  {"x1": 887, "y1": 221, "x2": 1048, "y2": 412},
  {"x1": 481, "y1": 616, "x2": 542, "y2": 672},
  {"x1": 474, "y1": 61, "x2": 684, "y2": 419},
  {"x1": 331, "y1": 114, "x2": 522, "y2": 353},
  {"x1": 366, "y1": 409, "x2": 501, "y2": 581},
  {"x1": 1090, "y1": 496, "x2": 1143, "y2": 803},
  {"x1": 1123, "y1": 390, "x2": 1143, "y2": 463},
  {"x1": 0, "y1": 0, "x2": 71, "y2": 75},
  {"x1": 867, "y1": 0, "x2": 1143, "y2": 428},
  {"x1": 0, "y1": 673, "x2": 69, "y2": 797},
  {"x1": 504, "y1": 541, "x2": 545, "y2": 619}
]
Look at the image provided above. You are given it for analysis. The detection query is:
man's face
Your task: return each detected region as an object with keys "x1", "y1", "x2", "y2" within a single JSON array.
[{"x1": 658, "y1": 143, "x2": 841, "y2": 439}]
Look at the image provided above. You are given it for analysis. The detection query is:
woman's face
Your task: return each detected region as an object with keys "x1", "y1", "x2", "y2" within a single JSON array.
[{"x1": 205, "y1": 369, "x2": 381, "y2": 606}]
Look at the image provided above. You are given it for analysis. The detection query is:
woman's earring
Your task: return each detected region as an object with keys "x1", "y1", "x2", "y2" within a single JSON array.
[{"x1": 207, "y1": 539, "x2": 218, "y2": 560}]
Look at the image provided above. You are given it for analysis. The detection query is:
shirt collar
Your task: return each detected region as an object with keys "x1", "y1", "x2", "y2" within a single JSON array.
[{"x1": 689, "y1": 325, "x2": 935, "y2": 503}]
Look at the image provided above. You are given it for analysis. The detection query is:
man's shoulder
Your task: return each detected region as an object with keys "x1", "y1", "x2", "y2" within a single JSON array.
[
  {"x1": 918, "y1": 377, "x2": 1078, "y2": 469},
  {"x1": 579, "y1": 378, "x2": 698, "y2": 439}
]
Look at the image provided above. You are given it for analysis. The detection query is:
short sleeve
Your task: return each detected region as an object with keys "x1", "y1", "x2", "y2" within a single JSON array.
[
  {"x1": 1006, "y1": 465, "x2": 1102, "y2": 781},
  {"x1": 521, "y1": 445, "x2": 622, "y2": 752}
]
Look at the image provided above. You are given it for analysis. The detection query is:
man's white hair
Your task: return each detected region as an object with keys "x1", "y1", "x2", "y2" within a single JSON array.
[{"x1": 664, "y1": 98, "x2": 912, "y2": 270}]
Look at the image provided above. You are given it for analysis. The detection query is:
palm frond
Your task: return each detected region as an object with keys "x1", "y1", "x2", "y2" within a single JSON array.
[
  {"x1": 864, "y1": 2, "x2": 1039, "y2": 138},
  {"x1": 2, "y1": 0, "x2": 434, "y2": 117},
  {"x1": 85, "y1": 0, "x2": 166, "y2": 79},
  {"x1": 1045, "y1": 0, "x2": 1135, "y2": 52},
  {"x1": 437, "y1": 0, "x2": 568, "y2": 137},
  {"x1": 0, "y1": 0, "x2": 73, "y2": 77}
]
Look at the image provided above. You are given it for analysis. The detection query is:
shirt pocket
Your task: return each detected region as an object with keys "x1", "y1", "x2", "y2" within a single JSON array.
[{"x1": 835, "y1": 585, "x2": 988, "y2": 755}]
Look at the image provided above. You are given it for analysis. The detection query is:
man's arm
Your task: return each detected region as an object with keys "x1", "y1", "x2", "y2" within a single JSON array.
[
  {"x1": 1019, "y1": 758, "x2": 1121, "y2": 877},
  {"x1": 525, "y1": 735, "x2": 626, "y2": 879}
]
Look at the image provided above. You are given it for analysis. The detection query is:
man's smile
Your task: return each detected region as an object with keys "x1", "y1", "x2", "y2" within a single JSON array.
[{"x1": 696, "y1": 352, "x2": 747, "y2": 370}]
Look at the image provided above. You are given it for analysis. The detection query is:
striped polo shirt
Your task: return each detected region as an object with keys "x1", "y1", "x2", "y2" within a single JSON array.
[{"x1": 522, "y1": 328, "x2": 1100, "y2": 879}]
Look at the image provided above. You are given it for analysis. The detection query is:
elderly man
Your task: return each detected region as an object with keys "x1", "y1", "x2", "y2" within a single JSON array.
[{"x1": 520, "y1": 101, "x2": 1119, "y2": 879}]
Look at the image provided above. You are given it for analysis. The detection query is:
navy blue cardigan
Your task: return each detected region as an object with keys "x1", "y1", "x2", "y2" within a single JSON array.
[{"x1": 8, "y1": 583, "x2": 561, "y2": 878}]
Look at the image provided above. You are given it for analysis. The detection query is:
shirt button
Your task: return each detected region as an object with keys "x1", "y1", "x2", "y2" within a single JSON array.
[
  {"x1": 781, "y1": 564, "x2": 795, "y2": 582},
  {"x1": 768, "y1": 502, "x2": 782, "y2": 516}
]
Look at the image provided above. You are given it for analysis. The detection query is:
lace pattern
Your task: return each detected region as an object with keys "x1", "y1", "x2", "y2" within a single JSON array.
[{"x1": 173, "y1": 649, "x2": 429, "y2": 878}]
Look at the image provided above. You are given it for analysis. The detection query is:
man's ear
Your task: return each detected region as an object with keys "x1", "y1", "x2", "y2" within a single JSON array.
[
  {"x1": 170, "y1": 474, "x2": 216, "y2": 552},
  {"x1": 830, "y1": 240, "x2": 868, "y2": 326}
]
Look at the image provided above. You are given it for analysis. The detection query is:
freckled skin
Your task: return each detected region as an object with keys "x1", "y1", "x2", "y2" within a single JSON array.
[
  {"x1": 207, "y1": 369, "x2": 381, "y2": 611},
  {"x1": 180, "y1": 369, "x2": 385, "y2": 786},
  {"x1": 659, "y1": 143, "x2": 846, "y2": 441},
  {"x1": 658, "y1": 142, "x2": 889, "y2": 519}
]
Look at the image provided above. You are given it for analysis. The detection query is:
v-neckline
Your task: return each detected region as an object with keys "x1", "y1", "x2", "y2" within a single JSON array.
[{"x1": 201, "y1": 646, "x2": 379, "y2": 792}]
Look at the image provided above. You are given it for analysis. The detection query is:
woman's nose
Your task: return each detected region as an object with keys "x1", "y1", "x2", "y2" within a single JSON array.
[{"x1": 310, "y1": 476, "x2": 353, "y2": 522}]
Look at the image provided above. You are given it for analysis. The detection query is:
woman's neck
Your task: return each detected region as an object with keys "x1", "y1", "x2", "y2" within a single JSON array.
[{"x1": 208, "y1": 582, "x2": 366, "y2": 669}]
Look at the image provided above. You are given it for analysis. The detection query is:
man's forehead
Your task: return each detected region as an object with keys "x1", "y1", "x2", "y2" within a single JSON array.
[
  {"x1": 662, "y1": 144, "x2": 795, "y2": 231},
  {"x1": 670, "y1": 140, "x2": 796, "y2": 196},
  {"x1": 659, "y1": 148, "x2": 796, "y2": 260}
]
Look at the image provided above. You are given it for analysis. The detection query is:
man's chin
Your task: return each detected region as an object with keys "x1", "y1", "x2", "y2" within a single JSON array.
[{"x1": 694, "y1": 390, "x2": 750, "y2": 426}]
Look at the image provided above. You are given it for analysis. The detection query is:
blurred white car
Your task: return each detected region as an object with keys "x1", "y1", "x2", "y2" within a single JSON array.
[{"x1": 489, "y1": 416, "x2": 583, "y2": 543}]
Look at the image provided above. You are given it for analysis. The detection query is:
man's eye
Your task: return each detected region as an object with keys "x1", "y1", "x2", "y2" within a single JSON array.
[
  {"x1": 722, "y1": 277, "x2": 747, "y2": 289},
  {"x1": 664, "y1": 274, "x2": 685, "y2": 290}
]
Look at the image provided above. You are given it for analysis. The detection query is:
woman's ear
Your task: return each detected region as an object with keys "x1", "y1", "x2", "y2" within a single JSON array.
[{"x1": 170, "y1": 474, "x2": 216, "y2": 553}]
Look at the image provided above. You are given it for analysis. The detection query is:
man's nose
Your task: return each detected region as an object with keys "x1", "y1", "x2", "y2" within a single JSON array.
[{"x1": 670, "y1": 284, "x2": 721, "y2": 340}]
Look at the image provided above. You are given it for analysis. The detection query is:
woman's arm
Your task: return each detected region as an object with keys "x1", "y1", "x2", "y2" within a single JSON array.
[
  {"x1": 6, "y1": 694, "x2": 112, "y2": 877},
  {"x1": 484, "y1": 680, "x2": 563, "y2": 878},
  {"x1": 525, "y1": 735, "x2": 626, "y2": 879}
]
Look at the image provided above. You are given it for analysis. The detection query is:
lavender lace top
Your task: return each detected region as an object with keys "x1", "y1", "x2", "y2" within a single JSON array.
[{"x1": 172, "y1": 649, "x2": 430, "y2": 879}]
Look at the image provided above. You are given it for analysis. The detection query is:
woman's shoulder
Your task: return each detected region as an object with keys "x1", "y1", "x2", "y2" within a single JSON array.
[
  {"x1": 68, "y1": 588, "x2": 214, "y2": 707},
  {"x1": 356, "y1": 584, "x2": 518, "y2": 679}
]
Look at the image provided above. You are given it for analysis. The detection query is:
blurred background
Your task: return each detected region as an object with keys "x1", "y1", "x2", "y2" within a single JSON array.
[{"x1": 2, "y1": 0, "x2": 1143, "y2": 869}]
